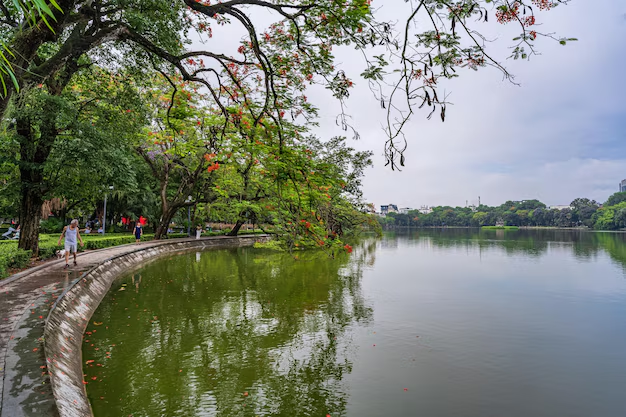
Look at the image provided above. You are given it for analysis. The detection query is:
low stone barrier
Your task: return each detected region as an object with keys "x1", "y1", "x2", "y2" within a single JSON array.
[{"x1": 44, "y1": 235, "x2": 268, "y2": 417}]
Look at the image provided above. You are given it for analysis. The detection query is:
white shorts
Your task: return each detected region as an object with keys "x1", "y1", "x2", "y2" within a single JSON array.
[{"x1": 64, "y1": 243, "x2": 78, "y2": 254}]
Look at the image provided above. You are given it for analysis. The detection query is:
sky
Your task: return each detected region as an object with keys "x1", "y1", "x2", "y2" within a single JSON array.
[
  {"x1": 309, "y1": 0, "x2": 626, "y2": 208},
  {"x1": 197, "y1": 0, "x2": 626, "y2": 209}
]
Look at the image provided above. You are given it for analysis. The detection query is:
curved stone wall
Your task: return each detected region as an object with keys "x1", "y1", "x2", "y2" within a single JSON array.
[{"x1": 43, "y1": 235, "x2": 269, "y2": 417}]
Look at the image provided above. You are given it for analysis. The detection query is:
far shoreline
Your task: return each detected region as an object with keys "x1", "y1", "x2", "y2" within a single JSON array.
[{"x1": 381, "y1": 226, "x2": 626, "y2": 233}]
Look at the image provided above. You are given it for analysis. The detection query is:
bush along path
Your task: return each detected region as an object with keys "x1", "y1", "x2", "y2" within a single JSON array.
[
  {"x1": 0, "y1": 233, "x2": 191, "y2": 279},
  {"x1": 0, "y1": 235, "x2": 258, "y2": 417}
]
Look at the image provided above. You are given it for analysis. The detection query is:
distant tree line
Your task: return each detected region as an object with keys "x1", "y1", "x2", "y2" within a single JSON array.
[{"x1": 379, "y1": 192, "x2": 626, "y2": 231}]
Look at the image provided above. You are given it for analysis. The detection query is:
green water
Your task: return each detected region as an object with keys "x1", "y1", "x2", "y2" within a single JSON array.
[{"x1": 84, "y1": 230, "x2": 626, "y2": 417}]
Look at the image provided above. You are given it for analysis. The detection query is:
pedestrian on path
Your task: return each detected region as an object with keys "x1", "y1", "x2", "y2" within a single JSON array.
[
  {"x1": 196, "y1": 225, "x2": 202, "y2": 239},
  {"x1": 57, "y1": 219, "x2": 84, "y2": 268},
  {"x1": 133, "y1": 220, "x2": 143, "y2": 243}
]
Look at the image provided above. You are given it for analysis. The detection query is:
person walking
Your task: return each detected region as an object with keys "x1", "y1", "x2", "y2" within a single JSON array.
[
  {"x1": 57, "y1": 219, "x2": 84, "y2": 268},
  {"x1": 133, "y1": 220, "x2": 143, "y2": 243},
  {"x1": 196, "y1": 224, "x2": 202, "y2": 239}
]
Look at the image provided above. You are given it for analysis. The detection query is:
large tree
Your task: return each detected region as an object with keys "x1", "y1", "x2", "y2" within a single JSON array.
[
  {"x1": 135, "y1": 73, "x2": 225, "y2": 239},
  {"x1": 0, "y1": 0, "x2": 573, "y2": 251},
  {"x1": 1, "y1": 0, "x2": 187, "y2": 251}
]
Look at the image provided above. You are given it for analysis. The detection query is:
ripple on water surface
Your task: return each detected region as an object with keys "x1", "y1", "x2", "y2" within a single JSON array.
[{"x1": 84, "y1": 231, "x2": 626, "y2": 417}]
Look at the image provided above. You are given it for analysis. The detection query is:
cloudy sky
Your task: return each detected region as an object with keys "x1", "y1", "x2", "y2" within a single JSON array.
[
  {"x1": 306, "y1": 0, "x2": 626, "y2": 209},
  {"x1": 199, "y1": 0, "x2": 626, "y2": 209}
]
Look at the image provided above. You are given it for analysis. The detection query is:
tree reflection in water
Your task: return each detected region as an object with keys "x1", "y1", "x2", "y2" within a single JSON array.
[
  {"x1": 85, "y1": 243, "x2": 375, "y2": 417},
  {"x1": 401, "y1": 228, "x2": 626, "y2": 273}
]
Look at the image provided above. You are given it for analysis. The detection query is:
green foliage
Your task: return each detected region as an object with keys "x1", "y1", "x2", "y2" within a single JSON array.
[
  {"x1": 39, "y1": 217, "x2": 64, "y2": 233},
  {"x1": 0, "y1": 233, "x2": 155, "y2": 263},
  {"x1": 570, "y1": 198, "x2": 599, "y2": 227},
  {"x1": 380, "y1": 198, "x2": 593, "y2": 229},
  {"x1": 80, "y1": 235, "x2": 149, "y2": 250},
  {"x1": 0, "y1": 246, "x2": 32, "y2": 278},
  {"x1": 253, "y1": 239, "x2": 287, "y2": 252},
  {"x1": 605, "y1": 192, "x2": 626, "y2": 207},
  {"x1": 0, "y1": 0, "x2": 574, "y2": 253},
  {"x1": 593, "y1": 202, "x2": 626, "y2": 231}
]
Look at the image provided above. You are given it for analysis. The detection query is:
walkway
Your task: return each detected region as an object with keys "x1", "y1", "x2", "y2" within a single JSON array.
[{"x1": 0, "y1": 236, "x2": 237, "y2": 417}]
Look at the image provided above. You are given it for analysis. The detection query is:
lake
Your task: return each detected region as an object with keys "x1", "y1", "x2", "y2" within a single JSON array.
[{"x1": 83, "y1": 229, "x2": 626, "y2": 417}]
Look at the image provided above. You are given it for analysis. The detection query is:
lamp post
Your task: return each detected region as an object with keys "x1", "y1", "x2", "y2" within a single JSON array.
[
  {"x1": 103, "y1": 186, "x2": 114, "y2": 235},
  {"x1": 186, "y1": 196, "x2": 192, "y2": 237}
]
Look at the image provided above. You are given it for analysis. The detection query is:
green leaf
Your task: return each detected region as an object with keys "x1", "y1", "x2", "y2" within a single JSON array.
[{"x1": 0, "y1": 73, "x2": 7, "y2": 97}]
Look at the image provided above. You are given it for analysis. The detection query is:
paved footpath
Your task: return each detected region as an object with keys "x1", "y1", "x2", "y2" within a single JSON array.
[{"x1": 0, "y1": 237, "x2": 227, "y2": 417}]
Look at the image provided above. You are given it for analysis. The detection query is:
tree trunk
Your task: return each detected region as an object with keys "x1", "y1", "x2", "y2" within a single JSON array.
[
  {"x1": 154, "y1": 207, "x2": 178, "y2": 240},
  {"x1": 227, "y1": 219, "x2": 245, "y2": 236},
  {"x1": 18, "y1": 188, "x2": 44, "y2": 255},
  {"x1": 15, "y1": 95, "x2": 58, "y2": 254}
]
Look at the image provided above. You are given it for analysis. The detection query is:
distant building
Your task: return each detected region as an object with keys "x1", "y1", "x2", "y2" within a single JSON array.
[
  {"x1": 399, "y1": 207, "x2": 413, "y2": 214},
  {"x1": 620, "y1": 179, "x2": 626, "y2": 192},
  {"x1": 380, "y1": 204, "x2": 398, "y2": 216},
  {"x1": 549, "y1": 205, "x2": 572, "y2": 211}
]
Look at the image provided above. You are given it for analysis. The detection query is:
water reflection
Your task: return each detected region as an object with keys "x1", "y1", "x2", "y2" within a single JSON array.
[
  {"x1": 85, "y1": 245, "x2": 374, "y2": 417},
  {"x1": 399, "y1": 229, "x2": 626, "y2": 271},
  {"x1": 82, "y1": 233, "x2": 626, "y2": 417}
]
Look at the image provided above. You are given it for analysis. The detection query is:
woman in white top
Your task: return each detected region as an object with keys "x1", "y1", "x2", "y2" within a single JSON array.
[{"x1": 57, "y1": 219, "x2": 84, "y2": 268}]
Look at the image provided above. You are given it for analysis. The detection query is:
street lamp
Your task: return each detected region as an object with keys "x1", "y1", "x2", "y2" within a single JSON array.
[
  {"x1": 103, "y1": 186, "x2": 114, "y2": 235},
  {"x1": 186, "y1": 196, "x2": 192, "y2": 237}
]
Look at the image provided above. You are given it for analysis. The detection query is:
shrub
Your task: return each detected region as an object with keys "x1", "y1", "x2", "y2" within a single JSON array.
[
  {"x1": 111, "y1": 224, "x2": 130, "y2": 233},
  {"x1": 82, "y1": 235, "x2": 153, "y2": 250},
  {"x1": 40, "y1": 218, "x2": 65, "y2": 233},
  {"x1": 38, "y1": 241, "x2": 63, "y2": 259},
  {"x1": 0, "y1": 247, "x2": 32, "y2": 279}
]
